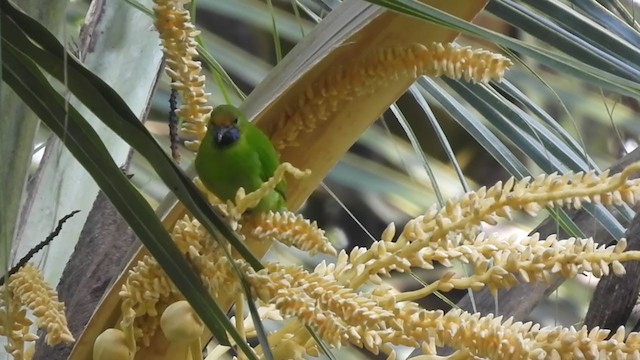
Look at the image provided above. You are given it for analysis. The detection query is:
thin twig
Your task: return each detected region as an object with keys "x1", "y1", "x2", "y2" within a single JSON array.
[
  {"x1": 0, "y1": 210, "x2": 80, "y2": 285},
  {"x1": 169, "y1": 86, "x2": 181, "y2": 162}
]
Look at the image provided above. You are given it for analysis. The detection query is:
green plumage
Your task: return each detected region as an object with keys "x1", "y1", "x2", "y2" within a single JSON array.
[{"x1": 195, "y1": 105, "x2": 286, "y2": 212}]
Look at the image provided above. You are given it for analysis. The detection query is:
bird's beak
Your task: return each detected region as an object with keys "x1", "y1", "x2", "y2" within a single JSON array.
[
  {"x1": 213, "y1": 125, "x2": 239, "y2": 148},
  {"x1": 215, "y1": 127, "x2": 229, "y2": 143}
]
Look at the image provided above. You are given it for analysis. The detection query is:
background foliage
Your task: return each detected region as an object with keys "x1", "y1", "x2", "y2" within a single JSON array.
[{"x1": 3, "y1": 0, "x2": 640, "y2": 358}]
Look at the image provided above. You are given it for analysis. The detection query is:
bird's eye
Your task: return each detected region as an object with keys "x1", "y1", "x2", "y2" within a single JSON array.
[{"x1": 233, "y1": 118, "x2": 238, "y2": 125}]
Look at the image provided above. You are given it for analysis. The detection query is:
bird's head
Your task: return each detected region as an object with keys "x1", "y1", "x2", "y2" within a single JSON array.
[{"x1": 208, "y1": 104, "x2": 245, "y2": 148}]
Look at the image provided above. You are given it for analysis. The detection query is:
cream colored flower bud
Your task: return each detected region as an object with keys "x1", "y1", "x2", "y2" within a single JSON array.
[
  {"x1": 93, "y1": 328, "x2": 133, "y2": 360},
  {"x1": 160, "y1": 301, "x2": 204, "y2": 343}
]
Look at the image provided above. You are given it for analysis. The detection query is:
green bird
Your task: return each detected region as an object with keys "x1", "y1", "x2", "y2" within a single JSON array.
[{"x1": 195, "y1": 104, "x2": 286, "y2": 212}]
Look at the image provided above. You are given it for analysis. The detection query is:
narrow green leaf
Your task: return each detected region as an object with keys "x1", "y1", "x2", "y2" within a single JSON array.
[
  {"x1": 408, "y1": 85, "x2": 469, "y2": 192},
  {"x1": 2, "y1": 3, "x2": 281, "y2": 355},
  {"x1": 241, "y1": 278, "x2": 274, "y2": 360},
  {"x1": 2, "y1": 47, "x2": 224, "y2": 346},
  {"x1": 389, "y1": 104, "x2": 445, "y2": 207},
  {"x1": 445, "y1": 80, "x2": 569, "y2": 172},
  {"x1": 517, "y1": 0, "x2": 640, "y2": 67},
  {"x1": 487, "y1": 1, "x2": 640, "y2": 80},
  {"x1": 418, "y1": 78, "x2": 529, "y2": 178},
  {"x1": 570, "y1": 0, "x2": 640, "y2": 47},
  {"x1": 496, "y1": 80, "x2": 593, "y2": 165},
  {"x1": 596, "y1": 0, "x2": 640, "y2": 32},
  {"x1": 265, "y1": 0, "x2": 283, "y2": 62}
]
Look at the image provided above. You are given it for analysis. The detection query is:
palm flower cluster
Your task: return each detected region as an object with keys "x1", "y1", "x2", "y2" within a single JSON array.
[
  {"x1": 272, "y1": 43, "x2": 513, "y2": 150},
  {"x1": 235, "y1": 163, "x2": 640, "y2": 359},
  {"x1": 93, "y1": 158, "x2": 640, "y2": 359},
  {"x1": 89, "y1": 1, "x2": 640, "y2": 359},
  {"x1": 92, "y1": 162, "x2": 331, "y2": 359},
  {"x1": 153, "y1": 0, "x2": 212, "y2": 151},
  {"x1": 0, "y1": 263, "x2": 74, "y2": 360}
]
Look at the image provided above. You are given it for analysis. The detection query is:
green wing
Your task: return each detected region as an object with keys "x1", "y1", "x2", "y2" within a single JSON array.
[{"x1": 245, "y1": 123, "x2": 287, "y2": 198}]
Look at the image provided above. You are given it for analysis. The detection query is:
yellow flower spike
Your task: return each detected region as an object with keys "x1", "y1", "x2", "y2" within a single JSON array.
[
  {"x1": 230, "y1": 162, "x2": 310, "y2": 217},
  {"x1": 7, "y1": 263, "x2": 74, "y2": 346},
  {"x1": 23, "y1": 344, "x2": 35, "y2": 360},
  {"x1": 275, "y1": 338, "x2": 309, "y2": 360},
  {"x1": 117, "y1": 209, "x2": 243, "y2": 351},
  {"x1": 241, "y1": 211, "x2": 337, "y2": 256},
  {"x1": 328, "y1": 162, "x2": 640, "y2": 290},
  {"x1": 174, "y1": 217, "x2": 239, "y2": 297},
  {"x1": 118, "y1": 253, "x2": 181, "y2": 347},
  {"x1": 233, "y1": 178, "x2": 640, "y2": 358},
  {"x1": 93, "y1": 328, "x2": 134, "y2": 360},
  {"x1": 271, "y1": 43, "x2": 512, "y2": 150},
  {"x1": 244, "y1": 262, "x2": 412, "y2": 353},
  {"x1": 386, "y1": 231, "x2": 640, "y2": 301},
  {"x1": 398, "y1": 308, "x2": 535, "y2": 358},
  {"x1": 233, "y1": 294, "x2": 246, "y2": 354},
  {"x1": 0, "y1": 306, "x2": 34, "y2": 360},
  {"x1": 153, "y1": 0, "x2": 212, "y2": 143},
  {"x1": 268, "y1": 328, "x2": 313, "y2": 360},
  {"x1": 397, "y1": 291, "x2": 640, "y2": 359},
  {"x1": 193, "y1": 177, "x2": 224, "y2": 207},
  {"x1": 118, "y1": 306, "x2": 138, "y2": 352}
]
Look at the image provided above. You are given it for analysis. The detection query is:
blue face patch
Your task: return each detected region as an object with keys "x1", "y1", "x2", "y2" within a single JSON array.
[{"x1": 214, "y1": 125, "x2": 240, "y2": 148}]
